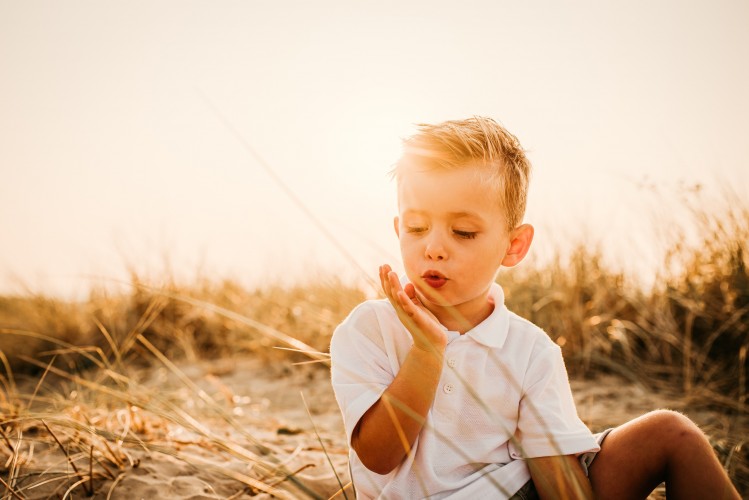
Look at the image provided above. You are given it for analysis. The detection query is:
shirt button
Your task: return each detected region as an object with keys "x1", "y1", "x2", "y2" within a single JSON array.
[
  {"x1": 443, "y1": 383, "x2": 454, "y2": 394},
  {"x1": 447, "y1": 358, "x2": 456, "y2": 368}
]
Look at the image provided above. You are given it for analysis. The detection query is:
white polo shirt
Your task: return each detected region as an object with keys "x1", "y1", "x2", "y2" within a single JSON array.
[{"x1": 330, "y1": 283, "x2": 598, "y2": 499}]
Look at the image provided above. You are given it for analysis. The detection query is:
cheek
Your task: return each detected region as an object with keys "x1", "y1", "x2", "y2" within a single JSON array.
[
  {"x1": 399, "y1": 241, "x2": 419, "y2": 267},
  {"x1": 477, "y1": 242, "x2": 506, "y2": 269},
  {"x1": 400, "y1": 237, "x2": 420, "y2": 254},
  {"x1": 398, "y1": 240, "x2": 411, "y2": 258}
]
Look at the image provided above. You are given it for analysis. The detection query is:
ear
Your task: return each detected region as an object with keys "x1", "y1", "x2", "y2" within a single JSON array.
[
  {"x1": 393, "y1": 216, "x2": 400, "y2": 238},
  {"x1": 501, "y1": 224, "x2": 534, "y2": 267}
]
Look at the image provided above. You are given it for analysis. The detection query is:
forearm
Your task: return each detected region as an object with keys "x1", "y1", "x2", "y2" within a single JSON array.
[
  {"x1": 528, "y1": 455, "x2": 594, "y2": 500},
  {"x1": 352, "y1": 344, "x2": 444, "y2": 474}
]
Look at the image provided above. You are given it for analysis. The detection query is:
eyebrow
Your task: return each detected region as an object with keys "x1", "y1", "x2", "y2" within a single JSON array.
[{"x1": 403, "y1": 209, "x2": 482, "y2": 220}]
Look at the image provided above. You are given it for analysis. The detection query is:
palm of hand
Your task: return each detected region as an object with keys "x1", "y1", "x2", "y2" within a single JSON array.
[{"x1": 379, "y1": 265, "x2": 447, "y2": 353}]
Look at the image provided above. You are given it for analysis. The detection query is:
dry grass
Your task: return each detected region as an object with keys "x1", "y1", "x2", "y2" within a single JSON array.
[
  {"x1": 502, "y1": 189, "x2": 748, "y2": 408},
  {"x1": 1, "y1": 190, "x2": 747, "y2": 497},
  {"x1": 0, "y1": 276, "x2": 364, "y2": 372},
  {"x1": 1, "y1": 279, "x2": 362, "y2": 498}
]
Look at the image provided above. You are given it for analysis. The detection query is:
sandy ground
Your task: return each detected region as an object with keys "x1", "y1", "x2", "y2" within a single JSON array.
[
  {"x1": 7, "y1": 356, "x2": 745, "y2": 499},
  {"x1": 96, "y1": 358, "x2": 352, "y2": 500}
]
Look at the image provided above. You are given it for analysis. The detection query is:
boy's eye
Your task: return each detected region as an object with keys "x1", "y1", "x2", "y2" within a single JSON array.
[
  {"x1": 454, "y1": 230, "x2": 477, "y2": 239},
  {"x1": 406, "y1": 226, "x2": 426, "y2": 234}
]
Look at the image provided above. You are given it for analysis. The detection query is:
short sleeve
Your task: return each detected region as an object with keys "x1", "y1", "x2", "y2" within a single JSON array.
[
  {"x1": 509, "y1": 343, "x2": 598, "y2": 459},
  {"x1": 330, "y1": 302, "x2": 397, "y2": 445}
]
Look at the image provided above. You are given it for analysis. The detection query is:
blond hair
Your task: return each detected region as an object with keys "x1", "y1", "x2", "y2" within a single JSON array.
[{"x1": 393, "y1": 116, "x2": 531, "y2": 229}]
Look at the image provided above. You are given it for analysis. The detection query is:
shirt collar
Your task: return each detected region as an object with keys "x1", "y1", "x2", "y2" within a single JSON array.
[
  {"x1": 401, "y1": 275, "x2": 510, "y2": 349},
  {"x1": 447, "y1": 283, "x2": 510, "y2": 349}
]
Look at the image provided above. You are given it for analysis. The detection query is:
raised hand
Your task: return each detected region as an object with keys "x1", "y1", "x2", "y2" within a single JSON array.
[
  {"x1": 351, "y1": 266, "x2": 450, "y2": 474},
  {"x1": 379, "y1": 264, "x2": 447, "y2": 355}
]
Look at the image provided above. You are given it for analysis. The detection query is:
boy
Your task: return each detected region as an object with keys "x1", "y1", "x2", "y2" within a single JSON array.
[{"x1": 330, "y1": 117, "x2": 739, "y2": 499}]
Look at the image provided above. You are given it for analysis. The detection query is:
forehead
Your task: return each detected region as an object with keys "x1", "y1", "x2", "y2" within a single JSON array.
[
  {"x1": 397, "y1": 153, "x2": 500, "y2": 186},
  {"x1": 396, "y1": 164, "x2": 504, "y2": 220}
]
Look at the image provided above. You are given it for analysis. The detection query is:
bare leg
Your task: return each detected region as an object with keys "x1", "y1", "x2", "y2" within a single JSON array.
[{"x1": 587, "y1": 410, "x2": 740, "y2": 500}]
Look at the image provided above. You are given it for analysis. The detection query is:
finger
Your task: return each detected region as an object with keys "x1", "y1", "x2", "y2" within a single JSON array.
[
  {"x1": 396, "y1": 289, "x2": 416, "y2": 315},
  {"x1": 379, "y1": 265, "x2": 389, "y2": 297},
  {"x1": 383, "y1": 268, "x2": 411, "y2": 320},
  {"x1": 396, "y1": 291, "x2": 438, "y2": 342},
  {"x1": 381, "y1": 264, "x2": 392, "y2": 282},
  {"x1": 403, "y1": 282, "x2": 417, "y2": 302},
  {"x1": 403, "y1": 283, "x2": 442, "y2": 325},
  {"x1": 397, "y1": 291, "x2": 433, "y2": 329},
  {"x1": 387, "y1": 271, "x2": 404, "y2": 297},
  {"x1": 380, "y1": 265, "x2": 395, "y2": 301},
  {"x1": 396, "y1": 290, "x2": 426, "y2": 336}
]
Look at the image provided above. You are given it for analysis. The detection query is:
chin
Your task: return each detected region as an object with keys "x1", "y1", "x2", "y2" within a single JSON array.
[{"x1": 419, "y1": 289, "x2": 455, "y2": 307}]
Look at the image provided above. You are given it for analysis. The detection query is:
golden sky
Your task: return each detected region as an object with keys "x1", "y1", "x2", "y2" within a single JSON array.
[{"x1": 1, "y1": 0, "x2": 748, "y2": 296}]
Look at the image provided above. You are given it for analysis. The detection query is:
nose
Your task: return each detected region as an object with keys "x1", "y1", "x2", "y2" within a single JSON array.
[{"x1": 424, "y1": 232, "x2": 448, "y2": 261}]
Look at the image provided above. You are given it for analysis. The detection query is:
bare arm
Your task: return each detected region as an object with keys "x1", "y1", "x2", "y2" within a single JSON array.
[
  {"x1": 527, "y1": 455, "x2": 594, "y2": 500},
  {"x1": 351, "y1": 266, "x2": 447, "y2": 475}
]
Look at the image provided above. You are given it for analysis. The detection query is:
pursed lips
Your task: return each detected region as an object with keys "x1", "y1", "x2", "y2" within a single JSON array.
[{"x1": 422, "y1": 270, "x2": 448, "y2": 289}]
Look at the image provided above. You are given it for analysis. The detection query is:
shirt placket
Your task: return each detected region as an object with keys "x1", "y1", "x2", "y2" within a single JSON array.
[{"x1": 434, "y1": 333, "x2": 461, "y2": 423}]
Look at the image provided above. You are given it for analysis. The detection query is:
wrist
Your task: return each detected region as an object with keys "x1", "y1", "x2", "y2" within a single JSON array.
[{"x1": 410, "y1": 341, "x2": 446, "y2": 365}]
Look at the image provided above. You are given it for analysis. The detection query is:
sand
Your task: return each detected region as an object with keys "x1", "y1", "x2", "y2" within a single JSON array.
[{"x1": 5, "y1": 356, "x2": 744, "y2": 499}]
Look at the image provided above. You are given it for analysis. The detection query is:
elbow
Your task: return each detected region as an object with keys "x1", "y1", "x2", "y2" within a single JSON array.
[
  {"x1": 357, "y1": 453, "x2": 401, "y2": 475},
  {"x1": 351, "y1": 432, "x2": 402, "y2": 475},
  {"x1": 366, "y1": 455, "x2": 401, "y2": 475}
]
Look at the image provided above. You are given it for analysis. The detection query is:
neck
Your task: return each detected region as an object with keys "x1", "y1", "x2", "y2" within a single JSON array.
[{"x1": 429, "y1": 296, "x2": 495, "y2": 334}]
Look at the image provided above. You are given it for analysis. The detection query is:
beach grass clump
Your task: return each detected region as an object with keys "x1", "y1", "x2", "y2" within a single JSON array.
[
  {"x1": 1, "y1": 277, "x2": 364, "y2": 375},
  {"x1": 89, "y1": 274, "x2": 364, "y2": 365},
  {"x1": 501, "y1": 191, "x2": 748, "y2": 409},
  {"x1": 649, "y1": 191, "x2": 748, "y2": 406},
  {"x1": 500, "y1": 243, "x2": 639, "y2": 377}
]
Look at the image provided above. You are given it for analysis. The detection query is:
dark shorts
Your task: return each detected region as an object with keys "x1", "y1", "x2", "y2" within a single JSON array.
[
  {"x1": 509, "y1": 479, "x2": 539, "y2": 500},
  {"x1": 509, "y1": 429, "x2": 613, "y2": 500}
]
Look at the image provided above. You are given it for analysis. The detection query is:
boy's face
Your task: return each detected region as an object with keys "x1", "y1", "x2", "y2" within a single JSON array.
[{"x1": 395, "y1": 163, "x2": 528, "y2": 322}]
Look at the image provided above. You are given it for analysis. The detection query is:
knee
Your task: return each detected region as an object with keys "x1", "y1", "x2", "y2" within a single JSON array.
[
  {"x1": 643, "y1": 409, "x2": 698, "y2": 430},
  {"x1": 640, "y1": 410, "x2": 706, "y2": 448}
]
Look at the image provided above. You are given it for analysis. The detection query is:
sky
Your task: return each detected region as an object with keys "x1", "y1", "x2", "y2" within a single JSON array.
[{"x1": 1, "y1": 0, "x2": 748, "y2": 297}]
